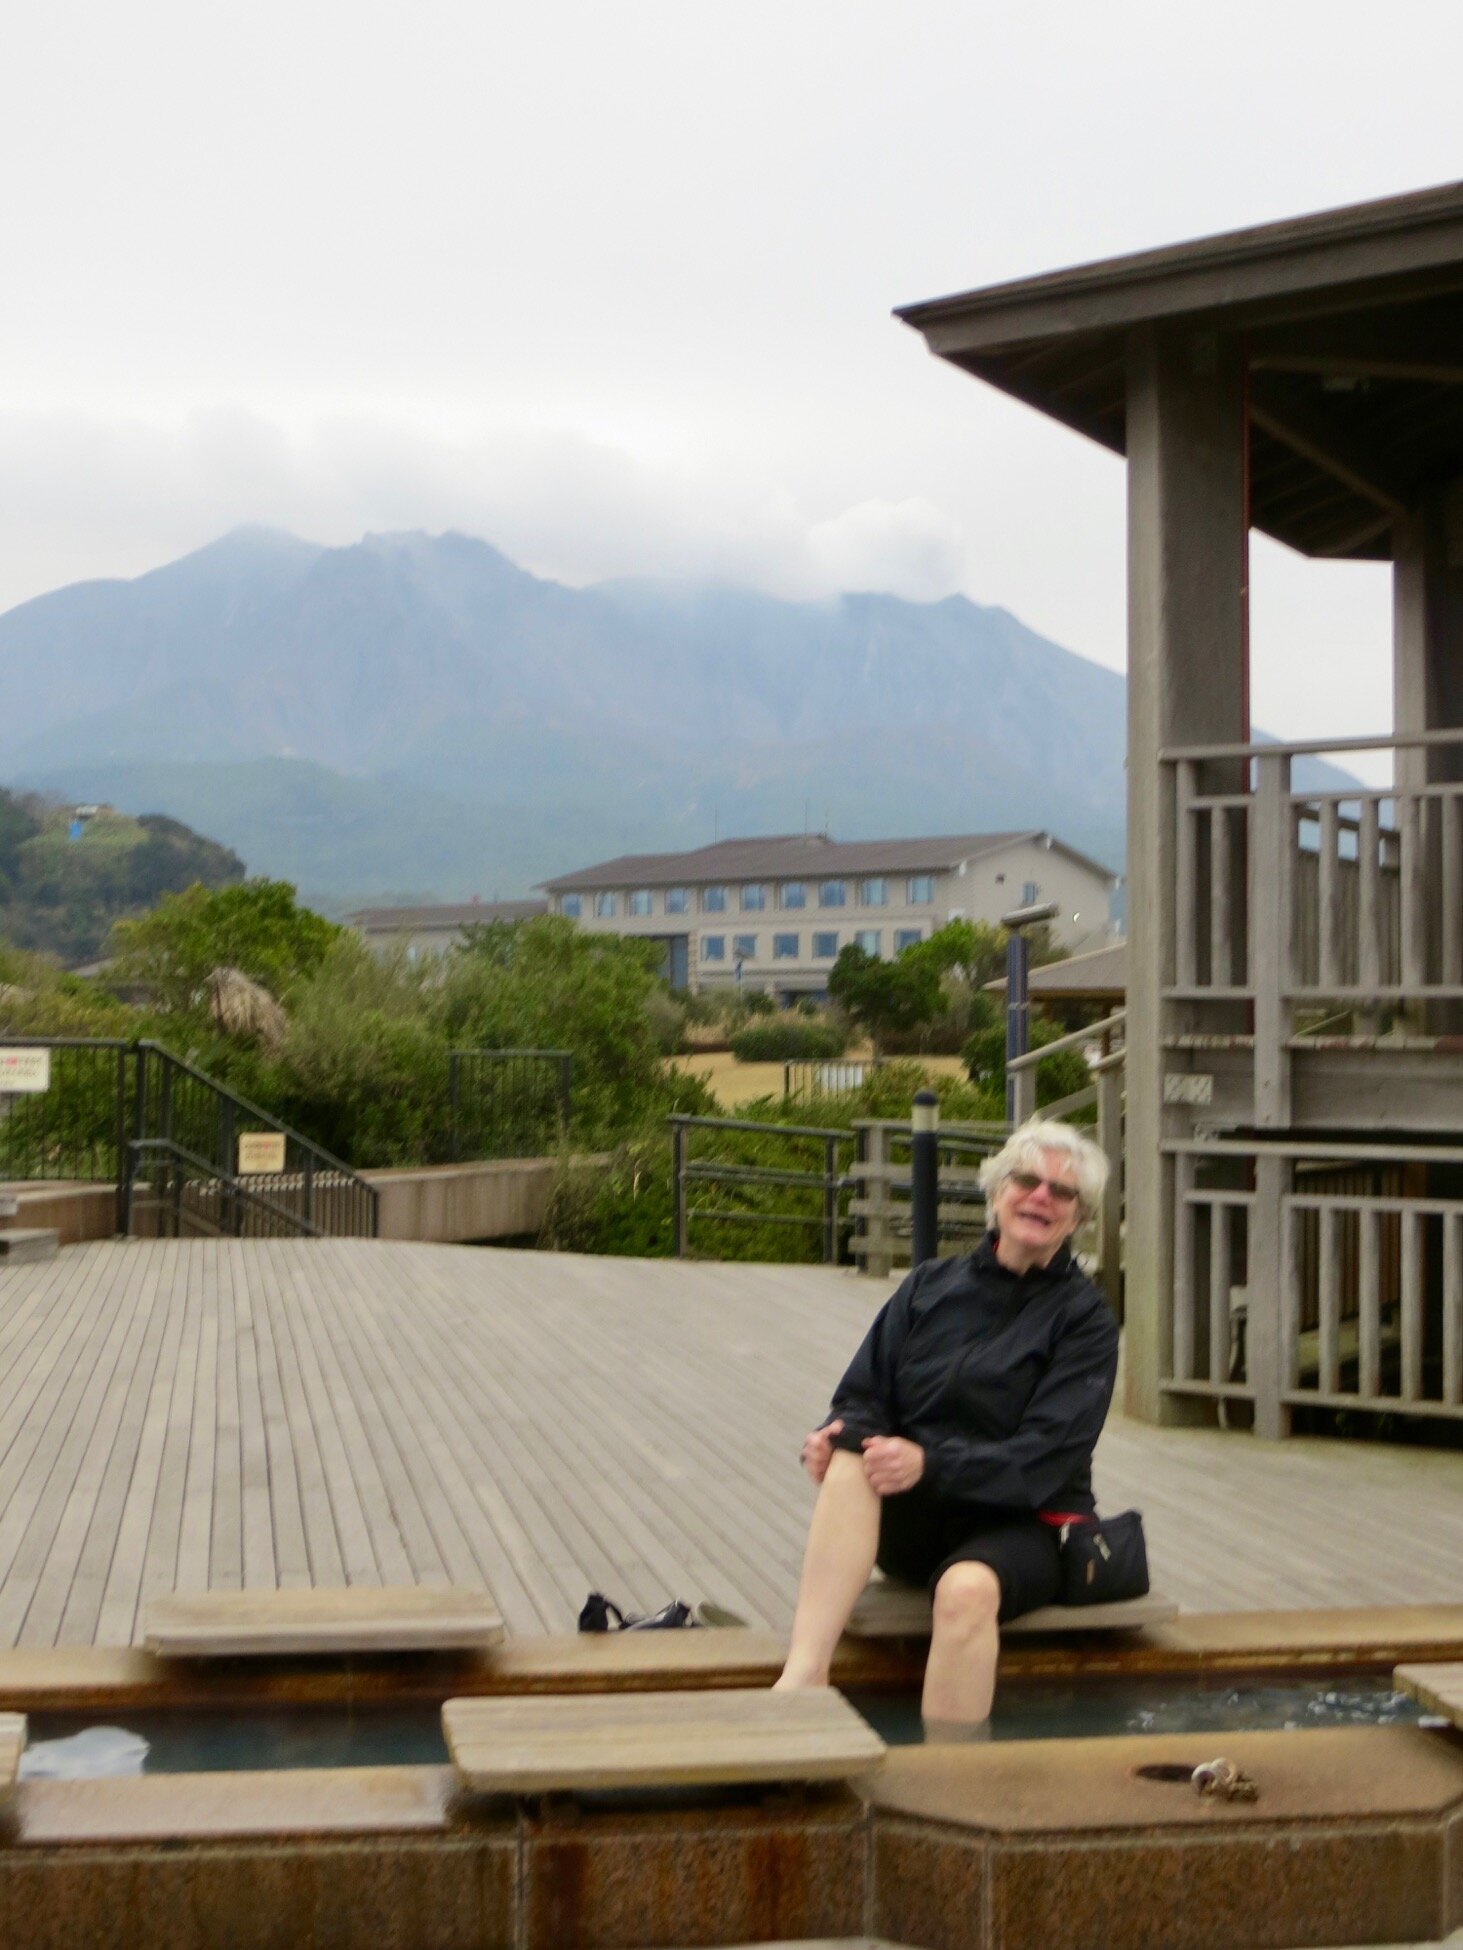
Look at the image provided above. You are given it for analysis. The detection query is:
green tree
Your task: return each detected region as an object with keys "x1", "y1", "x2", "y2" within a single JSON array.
[
  {"x1": 437, "y1": 916, "x2": 678, "y2": 1143},
  {"x1": 962, "y1": 1013, "x2": 1091, "y2": 1108},
  {"x1": 827, "y1": 943, "x2": 943, "y2": 1054},
  {"x1": 110, "y1": 880, "x2": 341, "y2": 1014}
]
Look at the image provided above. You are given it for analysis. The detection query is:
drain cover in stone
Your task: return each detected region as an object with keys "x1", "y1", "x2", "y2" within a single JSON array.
[
  {"x1": 145, "y1": 1585, "x2": 503, "y2": 1656},
  {"x1": 443, "y1": 1687, "x2": 886, "y2": 1793}
]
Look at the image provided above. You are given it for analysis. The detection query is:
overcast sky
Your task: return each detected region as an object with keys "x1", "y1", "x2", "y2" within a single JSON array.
[{"x1": 5, "y1": 1, "x2": 1460, "y2": 775}]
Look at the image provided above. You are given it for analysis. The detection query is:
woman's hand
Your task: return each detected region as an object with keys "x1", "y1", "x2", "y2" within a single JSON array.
[
  {"x1": 800, "y1": 1418, "x2": 844, "y2": 1483},
  {"x1": 861, "y1": 1435, "x2": 925, "y2": 1496}
]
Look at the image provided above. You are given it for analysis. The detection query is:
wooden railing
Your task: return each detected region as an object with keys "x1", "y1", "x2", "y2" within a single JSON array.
[
  {"x1": 1165, "y1": 1136, "x2": 1463, "y2": 1431},
  {"x1": 1163, "y1": 729, "x2": 1463, "y2": 1125}
]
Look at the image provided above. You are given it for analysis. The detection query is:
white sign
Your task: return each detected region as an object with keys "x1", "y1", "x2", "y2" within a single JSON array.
[
  {"x1": 1164, "y1": 1072, "x2": 1214, "y2": 1106},
  {"x1": 237, "y1": 1131, "x2": 287, "y2": 1175},
  {"x1": 0, "y1": 1049, "x2": 51, "y2": 1094}
]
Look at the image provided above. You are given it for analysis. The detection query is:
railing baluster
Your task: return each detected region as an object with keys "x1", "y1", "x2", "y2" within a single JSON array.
[
  {"x1": 1318, "y1": 1206, "x2": 1340, "y2": 1395},
  {"x1": 1444, "y1": 1212, "x2": 1462, "y2": 1409},
  {"x1": 1318, "y1": 801, "x2": 1341, "y2": 994},
  {"x1": 1172, "y1": 1159, "x2": 1195, "y2": 1382},
  {"x1": 1358, "y1": 798, "x2": 1382, "y2": 1002},
  {"x1": 1445, "y1": 791, "x2": 1463, "y2": 987},
  {"x1": 1176, "y1": 760, "x2": 1198, "y2": 988},
  {"x1": 1400, "y1": 793, "x2": 1427, "y2": 992},
  {"x1": 1210, "y1": 804, "x2": 1232, "y2": 988},
  {"x1": 1358, "y1": 1204, "x2": 1381, "y2": 1400},
  {"x1": 1207, "y1": 1201, "x2": 1229, "y2": 1384},
  {"x1": 1401, "y1": 1209, "x2": 1424, "y2": 1403}
]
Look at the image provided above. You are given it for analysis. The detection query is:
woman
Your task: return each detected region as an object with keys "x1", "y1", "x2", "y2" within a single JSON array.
[{"x1": 774, "y1": 1118, "x2": 1117, "y2": 1737}]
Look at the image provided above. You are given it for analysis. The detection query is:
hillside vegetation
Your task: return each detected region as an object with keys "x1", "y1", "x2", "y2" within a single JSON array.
[{"x1": 0, "y1": 787, "x2": 244, "y2": 964}]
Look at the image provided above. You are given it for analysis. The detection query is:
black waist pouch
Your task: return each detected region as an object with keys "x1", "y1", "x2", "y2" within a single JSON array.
[{"x1": 1058, "y1": 1510, "x2": 1149, "y2": 1605}]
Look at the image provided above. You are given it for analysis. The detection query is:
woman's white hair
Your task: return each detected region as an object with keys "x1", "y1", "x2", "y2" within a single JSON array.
[{"x1": 977, "y1": 1118, "x2": 1110, "y2": 1217}]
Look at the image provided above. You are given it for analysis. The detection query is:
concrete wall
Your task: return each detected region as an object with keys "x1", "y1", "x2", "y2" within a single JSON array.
[{"x1": 361, "y1": 1159, "x2": 561, "y2": 1243}]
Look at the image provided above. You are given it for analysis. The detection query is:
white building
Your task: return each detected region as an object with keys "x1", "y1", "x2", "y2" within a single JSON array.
[{"x1": 540, "y1": 832, "x2": 1119, "y2": 998}]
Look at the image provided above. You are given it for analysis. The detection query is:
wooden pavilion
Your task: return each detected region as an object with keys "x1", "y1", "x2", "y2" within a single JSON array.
[{"x1": 899, "y1": 183, "x2": 1463, "y2": 1437}]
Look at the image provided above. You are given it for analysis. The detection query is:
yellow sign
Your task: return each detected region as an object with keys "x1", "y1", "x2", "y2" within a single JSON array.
[
  {"x1": 237, "y1": 1132, "x2": 287, "y2": 1175},
  {"x1": 0, "y1": 1049, "x2": 50, "y2": 1093}
]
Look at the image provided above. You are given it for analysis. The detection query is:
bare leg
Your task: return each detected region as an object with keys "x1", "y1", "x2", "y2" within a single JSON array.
[
  {"x1": 921, "y1": 1562, "x2": 1001, "y2": 1733},
  {"x1": 774, "y1": 1449, "x2": 881, "y2": 1689}
]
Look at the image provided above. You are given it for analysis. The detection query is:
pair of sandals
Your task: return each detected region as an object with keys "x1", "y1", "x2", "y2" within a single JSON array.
[{"x1": 577, "y1": 1592, "x2": 746, "y2": 1632}]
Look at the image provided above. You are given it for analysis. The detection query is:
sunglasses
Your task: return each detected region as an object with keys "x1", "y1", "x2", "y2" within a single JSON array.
[{"x1": 1006, "y1": 1169, "x2": 1081, "y2": 1207}]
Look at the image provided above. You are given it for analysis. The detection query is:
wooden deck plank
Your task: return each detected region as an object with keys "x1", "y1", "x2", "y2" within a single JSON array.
[
  {"x1": 308, "y1": 1237, "x2": 560, "y2": 1627},
  {"x1": 443, "y1": 1688, "x2": 884, "y2": 1793},
  {"x1": 0, "y1": 1240, "x2": 1461, "y2": 1648},
  {"x1": 1394, "y1": 1661, "x2": 1463, "y2": 1729}
]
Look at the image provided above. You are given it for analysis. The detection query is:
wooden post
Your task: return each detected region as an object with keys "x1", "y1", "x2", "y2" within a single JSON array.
[
  {"x1": 1251, "y1": 751, "x2": 1293, "y2": 1127},
  {"x1": 1246, "y1": 1152, "x2": 1290, "y2": 1439},
  {"x1": 1096, "y1": 1058, "x2": 1124, "y2": 1316}
]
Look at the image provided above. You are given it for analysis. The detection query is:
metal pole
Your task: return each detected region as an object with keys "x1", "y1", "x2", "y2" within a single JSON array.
[
  {"x1": 823, "y1": 1134, "x2": 838, "y2": 1265},
  {"x1": 910, "y1": 1088, "x2": 940, "y2": 1268},
  {"x1": 1004, "y1": 933, "x2": 1028, "y2": 1124},
  {"x1": 672, "y1": 1120, "x2": 688, "y2": 1257},
  {"x1": 449, "y1": 1053, "x2": 462, "y2": 1163}
]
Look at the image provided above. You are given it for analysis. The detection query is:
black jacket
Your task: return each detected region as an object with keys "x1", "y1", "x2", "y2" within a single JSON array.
[{"x1": 825, "y1": 1234, "x2": 1118, "y2": 1514}]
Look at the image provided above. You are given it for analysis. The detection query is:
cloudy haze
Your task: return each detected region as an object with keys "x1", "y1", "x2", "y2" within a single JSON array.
[{"x1": 5, "y1": 2, "x2": 1458, "y2": 777}]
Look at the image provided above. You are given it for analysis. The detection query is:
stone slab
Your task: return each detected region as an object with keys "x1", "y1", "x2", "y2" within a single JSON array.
[
  {"x1": 846, "y1": 1575, "x2": 1178, "y2": 1638},
  {"x1": 862, "y1": 1724, "x2": 1463, "y2": 1836},
  {"x1": 0, "y1": 1228, "x2": 58, "y2": 1263},
  {"x1": 145, "y1": 1585, "x2": 504, "y2": 1657},
  {"x1": 445, "y1": 1687, "x2": 886, "y2": 1793},
  {"x1": 0, "y1": 1712, "x2": 25, "y2": 1812},
  {"x1": 1396, "y1": 1662, "x2": 1463, "y2": 1728}
]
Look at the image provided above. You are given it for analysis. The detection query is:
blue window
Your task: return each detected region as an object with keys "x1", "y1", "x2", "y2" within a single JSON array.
[
  {"x1": 701, "y1": 935, "x2": 725, "y2": 961},
  {"x1": 855, "y1": 929, "x2": 881, "y2": 957},
  {"x1": 702, "y1": 885, "x2": 727, "y2": 913},
  {"x1": 741, "y1": 883, "x2": 767, "y2": 912},
  {"x1": 629, "y1": 889, "x2": 652, "y2": 916},
  {"x1": 895, "y1": 929, "x2": 922, "y2": 953},
  {"x1": 665, "y1": 887, "x2": 689, "y2": 915},
  {"x1": 773, "y1": 933, "x2": 799, "y2": 960},
  {"x1": 779, "y1": 882, "x2": 807, "y2": 909},
  {"x1": 907, "y1": 875, "x2": 934, "y2": 904},
  {"x1": 733, "y1": 934, "x2": 757, "y2": 960},
  {"x1": 560, "y1": 894, "x2": 582, "y2": 919},
  {"x1": 1022, "y1": 880, "x2": 1038, "y2": 905},
  {"x1": 860, "y1": 878, "x2": 887, "y2": 907},
  {"x1": 594, "y1": 892, "x2": 617, "y2": 918},
  {"x1": 818, "y1": 880, "x2": 846, "y2": 907},
  {"x1": 812, "y1": 932, "x2": 838, "y2": 959}
]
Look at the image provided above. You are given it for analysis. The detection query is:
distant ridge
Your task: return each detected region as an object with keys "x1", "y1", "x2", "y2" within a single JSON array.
[{"x1": 0, "y1": 528, "x2": 1350, "y2": 901}]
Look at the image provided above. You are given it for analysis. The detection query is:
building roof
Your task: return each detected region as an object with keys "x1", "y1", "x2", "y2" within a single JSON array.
[
  {"x1": 352, "y1": 899, "x2": 548, "y2": 932},
  {"x1": 898, "y1": 181, "x2": 1463, "y2": 561},
  {"x1": 987, "y1": 940, "x2": 1127, "y2": 1001},
  {"x1": 539, "y1": 831, "x2": 1117, "y2": 894}
]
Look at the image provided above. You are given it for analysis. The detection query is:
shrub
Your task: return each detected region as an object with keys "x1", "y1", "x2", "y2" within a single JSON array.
[
  {"x1": 728, "y1": 1019, "x2": 846, "y2": 1062},
  {"x1": 962, "y1": 1015, "x2": 1091, "y2": 1109}
]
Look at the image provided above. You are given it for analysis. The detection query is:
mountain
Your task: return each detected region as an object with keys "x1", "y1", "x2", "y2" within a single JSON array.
[{"x1": 0, "y1": 526, "x2": 1339, "y2": 901}]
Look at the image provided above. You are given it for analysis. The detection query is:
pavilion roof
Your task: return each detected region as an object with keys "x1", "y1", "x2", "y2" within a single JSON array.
[{"x1": 898, "y1": 182, "x2": 1463, "y2": 560}]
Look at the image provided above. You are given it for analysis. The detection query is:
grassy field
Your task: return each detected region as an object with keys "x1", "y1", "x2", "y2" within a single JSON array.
[{"x1": 667, "y1": 1047, "x2": 971, "y2": 1110}]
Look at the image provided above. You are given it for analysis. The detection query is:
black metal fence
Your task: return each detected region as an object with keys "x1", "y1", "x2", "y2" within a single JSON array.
[
  {"x1": 0, "y1": 1037, "x2": 377, "y2": 1240},
  {"x1": 670, "y1": 1113, "x2": 857, "y2": 1264},
  {"x1": 0, "y1": 1038, "x2": 132, "y2": 1227},
  {"x1": 449, "y1": 1049, "x2": 573, "y2": 1161}
]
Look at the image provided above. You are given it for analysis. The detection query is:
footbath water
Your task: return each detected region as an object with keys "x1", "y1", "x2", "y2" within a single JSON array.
[{"x1": 20, "y1": 1676, "x2": 1440, "y2": 1775}]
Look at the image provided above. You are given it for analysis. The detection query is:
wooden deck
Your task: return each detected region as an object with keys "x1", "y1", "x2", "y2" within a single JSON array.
[{"x1": 0, "y1": 1239, "x2": 1458, "y2": 1648}]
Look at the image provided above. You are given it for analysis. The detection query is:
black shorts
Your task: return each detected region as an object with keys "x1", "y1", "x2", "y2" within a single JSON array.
[{"x1": 875, "y1": 1485, "x2": 1062, "y2": 1624}]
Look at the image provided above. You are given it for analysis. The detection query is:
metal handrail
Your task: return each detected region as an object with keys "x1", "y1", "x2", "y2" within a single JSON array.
[{"x1": 127, "y1": 1135, "x2": 331, "y2": 1238}]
